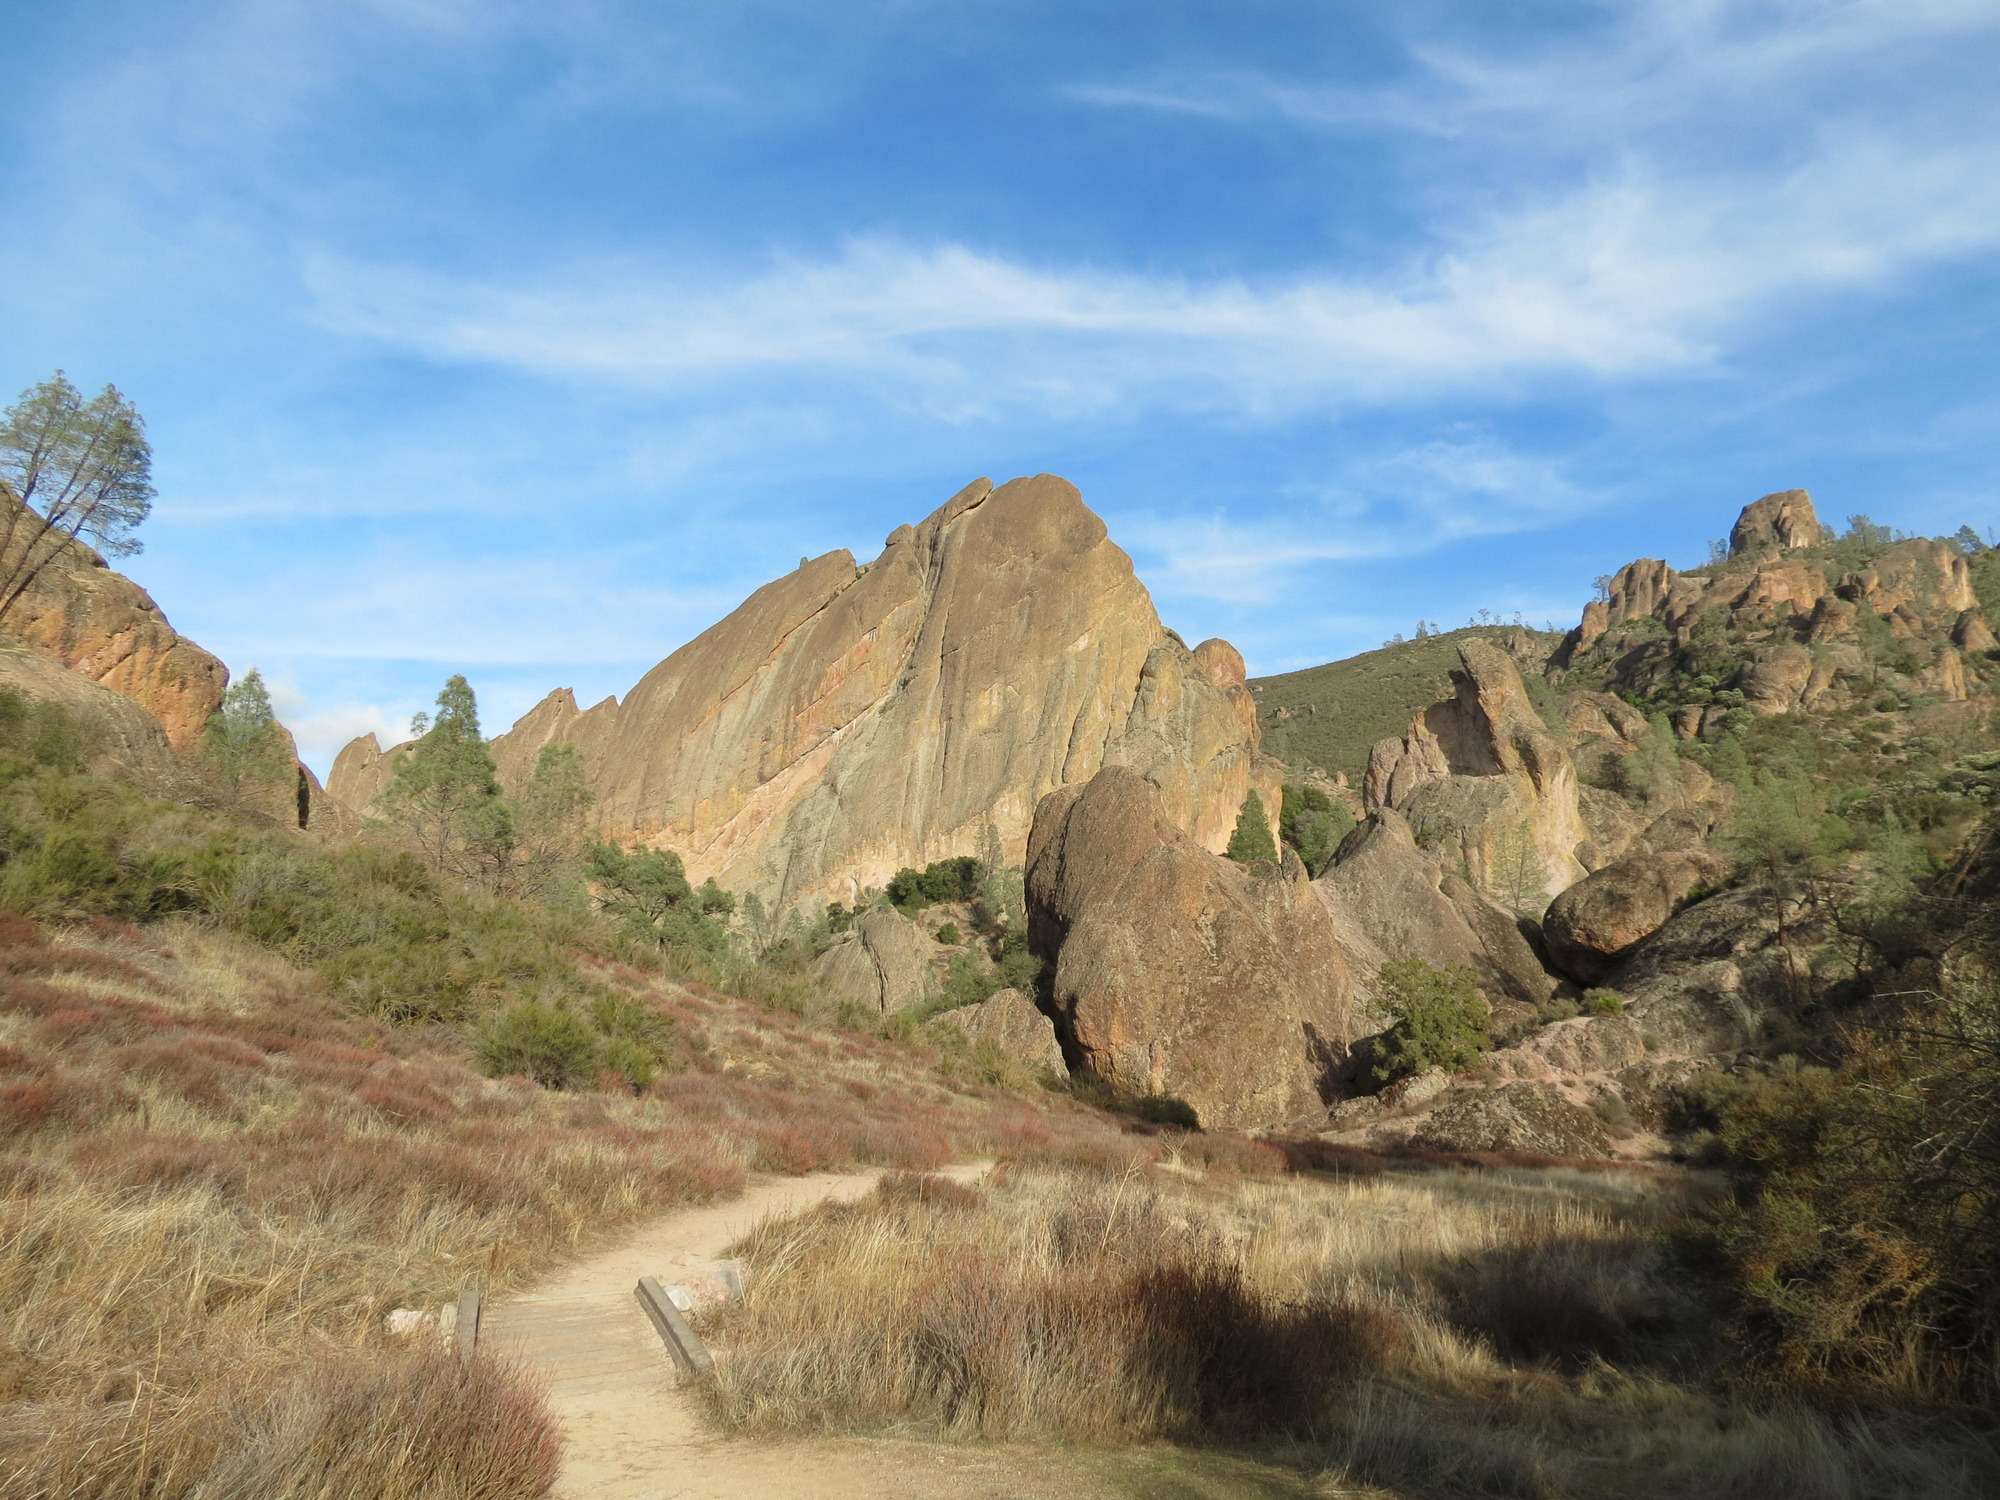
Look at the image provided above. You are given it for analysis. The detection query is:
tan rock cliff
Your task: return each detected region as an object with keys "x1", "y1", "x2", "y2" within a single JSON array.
[
  {"x1": 352, "y1": 475, "x2": 1278, "y2": 909},
  {"x1": 0, "y1": 488, "x2": 226, "y2": 750}
]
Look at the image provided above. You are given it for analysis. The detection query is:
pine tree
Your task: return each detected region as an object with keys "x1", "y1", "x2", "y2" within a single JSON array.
[
  {"x1": 0, "y1": 372, "x2": 154, "y2": 626},
  {"x1": 380, "y1": 675, "x2": 512, "y2": 886},
  {"x1": 1225, "y1": 790, "x2": 1278, "y2": 864},
  {"x1": 201, "y1": 668, "x2": 292, "y2": 804},
  {"x1": 513, "y1": 743, "x2": 593, "y2": 900}
]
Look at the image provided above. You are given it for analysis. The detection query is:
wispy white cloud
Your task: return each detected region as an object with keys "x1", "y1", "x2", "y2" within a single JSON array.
[{"x1": 306, "y1": 113, "x2": 2000, "y2": 421}]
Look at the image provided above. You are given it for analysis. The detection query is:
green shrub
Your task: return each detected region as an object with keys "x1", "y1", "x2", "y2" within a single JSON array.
[
  {"x1": 1587, "y1": 990, "x2": 1626, "y2": 1015},
  {"x1": 474, "y1": 1002, "x2": 604, "y2": 1089},
  {"x1": 1279, "y1": 784, "x2": 1353, "y2": 874},
  {"x1": 934, "y1": 922, "x2": 960, "y2": 946},
  {"x1": 1369, "y1": 958, "x2": 1489, "y2": 1085},
  {"x1": 886, "y1": 857, "x2": 984, "y2": 913}
]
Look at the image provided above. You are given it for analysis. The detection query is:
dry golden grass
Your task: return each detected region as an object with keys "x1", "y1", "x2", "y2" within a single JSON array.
[
  {"x1": 697, "y1": 1159, "x2": 2000, "y2": 1499},
  {"x1": 0, "y1": 912, "x2": 1102, "y2": 1498}
]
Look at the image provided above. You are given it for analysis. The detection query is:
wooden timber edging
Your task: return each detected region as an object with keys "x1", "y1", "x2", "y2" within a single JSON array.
[
  {"x1": 453, "y1": 1288, "x2": 482, "y2": 1356},
  {"x1": 635, "y1": 1276, "x2": 713, "y2": 1375}
]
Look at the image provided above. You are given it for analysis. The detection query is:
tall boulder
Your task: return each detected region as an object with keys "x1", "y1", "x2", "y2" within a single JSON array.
[
  {"x1": 0, "y1": 489, "x2": 226, "y2": 750},
  {"x1": 809, "y1": 906, "x2": 944, "y2": 1014},
  {"x1": 1363, "y1": 640, "x2": 1587, "y2": 900},
  {"x1": 375, "y1": 475, "x2": 1285, "y2": 910},
  {"x1": 1025, "y1": 766, "x2": 1350, "y2": 1128}
]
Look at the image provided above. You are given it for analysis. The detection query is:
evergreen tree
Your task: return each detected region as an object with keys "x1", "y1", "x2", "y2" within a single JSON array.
[
  {"x1": 513, "y1": 743, "x2": 593, "y2": 901},
  {"x1": 0, "y1": 372, "x2": 154, "y2": 626},
  {"x1": 200, "y1": 668, "x2": 292, "y2": 803},
  {"x1": 1370, "y1": 958, "x2": 1489, "y2": 1084},
  {"x1": 379, "y1": 675, "x2": 512, "y2": 886},
  {"x1": 1225, "y1": 789, "x2": 1278, "y2": 864}
]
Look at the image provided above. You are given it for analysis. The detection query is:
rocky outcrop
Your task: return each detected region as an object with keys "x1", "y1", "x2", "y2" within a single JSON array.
[
  {"x1": 1414, "y1": 1083, "x2": 1616, "y2": 1157},
  {"x1": 934, "y1": 988, "x2": 1065, "y2": 1073},
  {"x1": 809, "y1": 906, "x2": 944, "y2": 1014},
  {"x1": 1544, "y1": 842, "x2": 1729, "y2": 986},
  {"x1": 1313, "y1": 809, "x2": 1555, "y2": 1031},
  {"x1": 1363, "y1": 640, "x2": 1586, "y2": 900},
  {"x1": 1026, "y1": 766, "x2": 1350, "y2": 1128},
  {"x1": 0, "y1": 642, "x2": 178, "y2": 777},
  {"x1": 344, "y1": 476, "x2": 1278, "y2": 910},
  {"x1": 1729, "y1": 490, "x2": 1825, "y2": 556},
  {"x1": 0, "y1": 490, "x2": 226, "y2": 750}
]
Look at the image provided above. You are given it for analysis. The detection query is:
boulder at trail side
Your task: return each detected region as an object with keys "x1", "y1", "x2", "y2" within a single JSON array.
[
  {"x1": 809, "y1": 905, "x2": 944, "y2": 1014},
  {"x1": 1414, "y1": 1083, "x2": 1615, "y2": 1158},
  {"x1": 1026, "y1": 766, "x2": 1351, "y2": 1128},
  {"x1": 934, "y1": 988, "x2": 1066, "y2": 1074}
]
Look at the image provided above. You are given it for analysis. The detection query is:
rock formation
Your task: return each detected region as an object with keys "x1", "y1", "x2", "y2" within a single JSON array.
[
  {"x1": 809, "y1": 906, "x2": 945, "y2": 1014},
  {"x1": 1312, "y1": 808, "x2": 1556, "y2": 1032},
  {"x1": 0, "y1": 488, "x2": 226, "y2": 750},
  {"x1": 0, "y1": 642, "x2": 179, "y2": 777},
  {"x1": 1025, "y1": 765, "x2": 1350, "y2": 1128},
  {"x1": 934, "y1": 988, "x2": 1065, "y2": 1073},
  {"x1": 1362, "y1": 640, "x2": 1587, "y2": 900},
  {"x1": 1544, "y1": 835, "x2": 1729, "y2": 985},
  {"x1": 335, "y1": 475, "x2": 1281, "y2": 910}
]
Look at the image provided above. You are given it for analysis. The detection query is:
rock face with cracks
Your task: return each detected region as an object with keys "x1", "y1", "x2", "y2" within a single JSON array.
[
  {"x1": 935, "y1": 988, "x2": 1066, "y2": 1074},
  {"x1": 1025, "y1": 765, "x2": 1351, "y2": 1128},
  {"x1": 0, "y1": 488, "x2": 226, "y2": 751},
  {"x1": 332, "y1": 475, "x2": 1280, "y2": 910}
]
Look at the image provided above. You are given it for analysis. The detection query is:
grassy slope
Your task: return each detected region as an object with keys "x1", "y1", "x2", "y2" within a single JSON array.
[{"x1": 1250, "y1": 626, "x2": 1566, "y2": 781}]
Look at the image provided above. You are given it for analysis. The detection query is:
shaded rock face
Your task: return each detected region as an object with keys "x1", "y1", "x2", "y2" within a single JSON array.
[
  {"x1": 1313, "y1": 809, "x2": 1555, "y2": 1033},
  {"x1": 334, "y1": 476, "x2": 1279, "y2": 909},
  {"x1": 1543, "y1": 843, "x2": 1730, "y2": 985},
  {"x1": 327, "y1": 734, "x2": 410, "y2": 817},
  {"x1": 936, "y1": 988, "x2": 1065, "y2": 1074},
  {"x1": 809, "y1": 906, "x2": 943, "y2": 1014},
  {"x1": 0, "y1": 643, "x2": 178, "y2": 777},
  {"x1": 1026, "y1": 766, "x2": 1350, "y2": 1128},
  {"x1": 1364, "y1": 641, "x2": 1586, "y2": 899},
  {"x1": 0, "y1": 492, "x2": 226, "y2": 750}
]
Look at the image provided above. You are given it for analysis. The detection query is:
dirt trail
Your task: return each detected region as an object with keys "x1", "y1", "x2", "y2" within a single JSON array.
[{"x1": 483, "y1": 1163, "x2": 1330, "y2": 1500}]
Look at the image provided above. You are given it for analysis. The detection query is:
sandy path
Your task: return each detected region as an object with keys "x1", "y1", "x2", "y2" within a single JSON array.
[{"x1": 482, "y1": 1163, "x2": 1176, "y2": 1500}]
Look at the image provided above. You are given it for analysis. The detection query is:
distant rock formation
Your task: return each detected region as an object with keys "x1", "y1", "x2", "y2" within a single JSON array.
[
  {"x1": 810, "y1": 906, "x2": 944, "y2": 1014},
  {"x1": 0, "y1": 488, "x2": 226, "y2": 750},
  {"x1": 332, "y1": 475, "x2": 1282, "y2": 909},
  {"x1": 1363, "y1": 639, "x2": 1587, "y2": 900},
  {"x1": 1026, "y1": 765, "x2": 1350, "y2": 1128}
]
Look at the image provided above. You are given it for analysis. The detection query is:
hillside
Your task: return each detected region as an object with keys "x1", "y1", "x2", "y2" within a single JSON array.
[{"x1": 1249, "y1": 624, "x2": 1564, "y2": 781}]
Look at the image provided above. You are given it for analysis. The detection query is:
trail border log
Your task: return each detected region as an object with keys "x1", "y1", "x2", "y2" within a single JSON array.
[
  {"x1": 453, "y1": 1289, "x2": 481, "y2": 1356},
  {"x1": 636, "y1": 1276, "x2": 713, "y2": 1375}
]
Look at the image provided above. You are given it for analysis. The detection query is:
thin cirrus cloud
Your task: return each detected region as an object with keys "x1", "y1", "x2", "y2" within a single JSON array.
[{"x1": 309, "y1": 127, "x2": 2000, "y2": 422}]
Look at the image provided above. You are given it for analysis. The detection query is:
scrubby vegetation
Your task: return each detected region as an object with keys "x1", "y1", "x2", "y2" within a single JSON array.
[
  {"x1": 697, "y1": 1157, "x2": 1999, "y2": 1497},
  {"x1": 0, "y1": 683, "x2": 1108, "y2": 1496}
]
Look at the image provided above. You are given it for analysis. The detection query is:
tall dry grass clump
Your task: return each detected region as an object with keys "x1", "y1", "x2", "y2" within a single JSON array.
[{"x1": 698, "y1": 1161, "x2": 2000, "y2": 1499}]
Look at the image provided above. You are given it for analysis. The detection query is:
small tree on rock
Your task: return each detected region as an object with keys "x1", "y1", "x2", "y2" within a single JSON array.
[
  {"x1": 0, "y1": 372, "x2": 155, "y2": 628},
  {"x1": 1226, "y1": 790, "x2": 1278, "y2": 865}
]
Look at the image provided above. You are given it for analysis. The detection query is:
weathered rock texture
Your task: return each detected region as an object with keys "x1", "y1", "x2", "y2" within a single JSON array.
[
  {"x1": 1543, "y1": 836, "x2": 1730, "y2": 985},
  {"x1": 332, "y1": 476, "x2": 1281, "y2": 909},
  {"x1": 1363, "y1": 640, "x2": 1587, "y2": 900},
  {"x1": 0, "y1": 490, "x2": 226, "y2": 750},
  {"x1": 809, "y1": 906, "x2": 944, "y2": 1014},
  {"x1": 1313, "y1": 809, "x2": 1555, "y2": 1032},
  {"x1": 935, "y1": 988, "x2": 1066, "y2": 1074},
  {"x1": 1026, "y1": 766, "x2": 1350, "y2": 1128},
  {"x1": 0, "y1": 643, "x2": 178, "y2": 777}
]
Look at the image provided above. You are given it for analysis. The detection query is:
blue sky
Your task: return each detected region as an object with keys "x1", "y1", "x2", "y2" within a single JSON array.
[{"x1": 4, "y1": 1, "x2": 1998, "y2": 773}]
